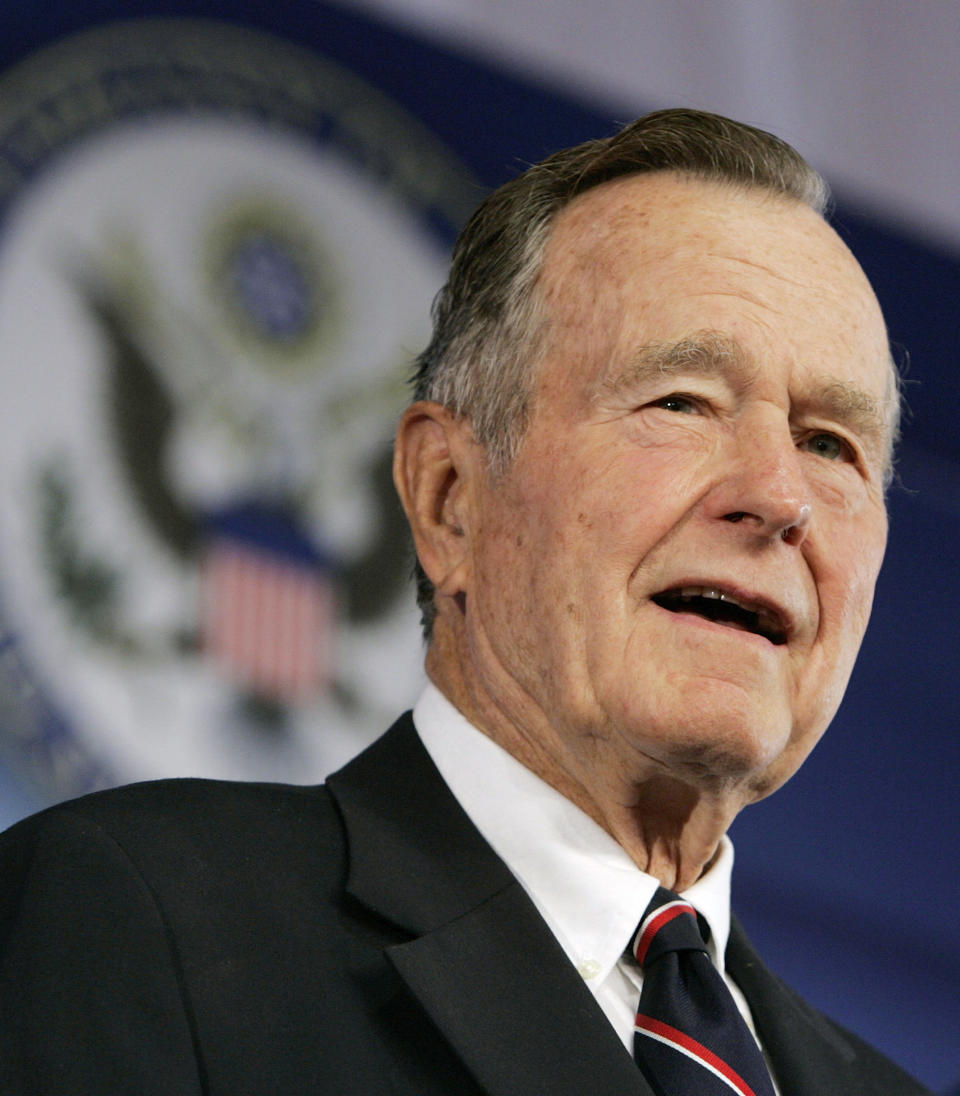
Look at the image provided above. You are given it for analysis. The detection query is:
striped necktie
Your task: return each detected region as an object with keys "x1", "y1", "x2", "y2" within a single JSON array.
[{"x1": 632, "y1": 886, "x2": 776, "y2": 1096}]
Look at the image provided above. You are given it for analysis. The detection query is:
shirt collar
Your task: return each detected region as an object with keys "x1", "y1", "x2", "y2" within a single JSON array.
[{"x1": 412, "y1": 683, "x2": 735, "y2": 983}]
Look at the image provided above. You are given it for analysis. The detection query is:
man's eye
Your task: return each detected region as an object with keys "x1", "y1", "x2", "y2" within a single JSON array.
[
  {"x1": 654, "y1": 395, "x2": 698, "y2": 414},
  {"x1": 802, "y1": 433, "x2": 852, "y2": 461}
]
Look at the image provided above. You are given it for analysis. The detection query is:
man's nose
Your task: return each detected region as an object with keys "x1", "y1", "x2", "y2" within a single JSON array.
[{"x1": 708, "y1": 424, "x2": 813, "y2": 547}]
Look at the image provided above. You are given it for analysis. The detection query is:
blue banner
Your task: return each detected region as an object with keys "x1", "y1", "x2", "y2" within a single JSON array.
[{"x1": 0, "y1": 2, "x2": 955, "y2": 1088}]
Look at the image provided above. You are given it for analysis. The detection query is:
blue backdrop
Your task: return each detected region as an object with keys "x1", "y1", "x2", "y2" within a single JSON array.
[{"x1": 0, "y1": 2, "x2": 956, "y2": 1089}]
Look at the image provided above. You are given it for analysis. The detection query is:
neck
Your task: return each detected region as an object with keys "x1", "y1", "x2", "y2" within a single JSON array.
[
  {"x1": 596, "y1": 776, "x2": 741, "y2": 891},
  {"x1": 425, "y1": 631, "x2": 750, "y2": 893}
]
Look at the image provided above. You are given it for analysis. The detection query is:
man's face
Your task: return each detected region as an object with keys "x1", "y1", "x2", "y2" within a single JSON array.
[{"x1": 455, "y1": 173, "x2": 891, "y2": 802}]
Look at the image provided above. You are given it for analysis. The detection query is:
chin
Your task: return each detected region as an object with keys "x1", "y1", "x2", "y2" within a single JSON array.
[
  {"x1": 746, "y1": 717, "x2": 832, "y2": 802},
  {"x1": 641, "y1": 698, "x2": 793, "y2": 787}
]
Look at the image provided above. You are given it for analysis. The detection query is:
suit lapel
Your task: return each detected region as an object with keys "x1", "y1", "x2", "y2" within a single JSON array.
[
  {"x1": 727, "y1": 917, "x2": 865, "y2": 1096},
  {"x1": 328, "y1": 714, "x2": 646, "y2": 1096},
  {"x1": 386, "y1": 883, "x2": 643, "y2": 1096}
]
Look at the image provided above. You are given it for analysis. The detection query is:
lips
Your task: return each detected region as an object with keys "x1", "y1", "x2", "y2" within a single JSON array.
[{"x1": 652, "y1": 585, "x2": 789, "y2": 645}]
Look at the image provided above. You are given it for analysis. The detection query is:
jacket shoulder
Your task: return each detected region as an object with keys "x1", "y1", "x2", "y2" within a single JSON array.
[
  {"x1": 728, "y1": 916, "x2": 933, "y2": 1095},
  {"x1": 0, "y1": 776, "x2": 347, "y2": 912}
]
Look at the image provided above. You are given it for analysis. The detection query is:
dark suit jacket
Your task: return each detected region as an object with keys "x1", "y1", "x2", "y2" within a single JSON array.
[{"x1": 0, "y1": 712, "x2": 931, "y2": 1095}]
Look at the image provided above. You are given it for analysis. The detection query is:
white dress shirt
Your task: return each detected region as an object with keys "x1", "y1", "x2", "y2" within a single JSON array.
[{"x1": 412, "y1": 682, "x2": 777, "y2": 1086}]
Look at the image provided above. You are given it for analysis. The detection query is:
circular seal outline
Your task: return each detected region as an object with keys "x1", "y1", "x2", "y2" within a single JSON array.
[
  {"x1": 0, "y1": 17, "x2": 480, "y2": 807},
  {"x1": 0, "y1": 18, "x2": 480, "y2": 240}
]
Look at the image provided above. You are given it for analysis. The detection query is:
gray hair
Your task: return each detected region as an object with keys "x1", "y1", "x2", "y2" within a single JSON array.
[{"x1": 410, "y1": 108, "x2": 836, "y2": 636}]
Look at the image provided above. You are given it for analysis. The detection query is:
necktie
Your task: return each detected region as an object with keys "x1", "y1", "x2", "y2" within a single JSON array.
[{"x1": 631, "y1": 886, "x2": 776, "y2": 1096}]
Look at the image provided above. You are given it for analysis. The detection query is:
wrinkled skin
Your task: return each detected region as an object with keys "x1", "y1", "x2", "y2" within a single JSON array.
[{"x1": 395, "y1": 173, "x2": 892, "y2": 890}]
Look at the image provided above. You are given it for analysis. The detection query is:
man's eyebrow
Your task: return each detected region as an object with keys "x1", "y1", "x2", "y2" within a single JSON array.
[
  {"x1": 595, "y1": 330, "x2": 891, "y2": 448},
  {"x1": 809, "y1": 379, "x2": 889, "y2": 450},
  {"x1": 595, "y1": 332, "x2": 746, "y2": 401}
]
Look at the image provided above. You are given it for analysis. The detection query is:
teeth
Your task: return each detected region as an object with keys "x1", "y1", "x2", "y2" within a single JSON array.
[
  {"x1": 670, "y1": 586, "x2": 784, "y2": 637},
  {"x1": 677, "y1": 586, "x2": 742, "y2": 608}
]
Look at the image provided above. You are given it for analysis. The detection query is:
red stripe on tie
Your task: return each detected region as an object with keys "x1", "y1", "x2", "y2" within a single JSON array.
[
  {"x1": 634, "y1": 901, "x2": 698, "y2": 966},
  {"x1": 634, "y1": 1014, "x2": 758, "y2": 1096}
]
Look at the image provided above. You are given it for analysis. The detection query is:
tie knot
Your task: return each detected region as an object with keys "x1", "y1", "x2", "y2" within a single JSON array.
[{"x1": 632, "y1": 886, "x2": 708, "y2": 969}]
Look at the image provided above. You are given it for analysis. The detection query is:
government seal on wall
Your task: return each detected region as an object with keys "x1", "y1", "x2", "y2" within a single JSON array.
[{"x1": 0, "y1": 19, "x2": 478, "y2": 804}]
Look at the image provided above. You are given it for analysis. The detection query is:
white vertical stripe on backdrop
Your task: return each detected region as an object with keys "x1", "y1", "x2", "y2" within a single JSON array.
[{"x1": 333, "y1": 0, "x2": 960, "y2": 251}]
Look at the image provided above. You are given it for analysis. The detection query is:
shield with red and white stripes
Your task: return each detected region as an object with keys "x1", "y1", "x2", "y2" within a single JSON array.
[{"x1": 201, "y1": 502, "x2": 335, "y2": 703}]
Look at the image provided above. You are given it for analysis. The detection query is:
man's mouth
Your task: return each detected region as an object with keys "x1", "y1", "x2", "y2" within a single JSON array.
[{"x1": 652, "y1": 586, "x2": 788, "y2": 645}]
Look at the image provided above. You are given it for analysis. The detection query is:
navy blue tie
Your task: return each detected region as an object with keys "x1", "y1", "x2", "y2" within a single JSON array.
[{"x1": 631, "y1": 886, "x2": 776, "y2": 1096}]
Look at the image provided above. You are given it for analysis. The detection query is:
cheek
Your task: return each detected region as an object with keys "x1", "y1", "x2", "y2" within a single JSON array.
[
  {"x1": 584, "y1": 432, "x2": 716, "y2": 518},
  {"x1": 808, "y1": 464, "x2": 873, "y2": 515},
  {"x1": 814, "y1": 525, "x2": 886, "y2": 677},
  {"x1": 470, "y1": 481, "x2": 575, "y2": 637},
  {"x1": 810, "y1": 482, "x2": 887, "y2": 629},
  {"x1": 838, "y1": 555, "x2": 883, "y2": 639}
]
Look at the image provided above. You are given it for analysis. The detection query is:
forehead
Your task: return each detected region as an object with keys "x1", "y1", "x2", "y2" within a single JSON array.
[{"x1": 536, "y1": 172, "x2": 893, "y2": 419}]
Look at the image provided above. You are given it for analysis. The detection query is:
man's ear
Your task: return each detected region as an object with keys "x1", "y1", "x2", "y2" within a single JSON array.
[{"x1": 393, "y1": 401, "x2": 477, "y2": 600}]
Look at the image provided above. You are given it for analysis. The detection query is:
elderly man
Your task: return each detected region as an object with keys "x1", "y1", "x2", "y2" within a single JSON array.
[{"x1": 0, "y1": 110, "x2": 931, "y2": 1095}]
